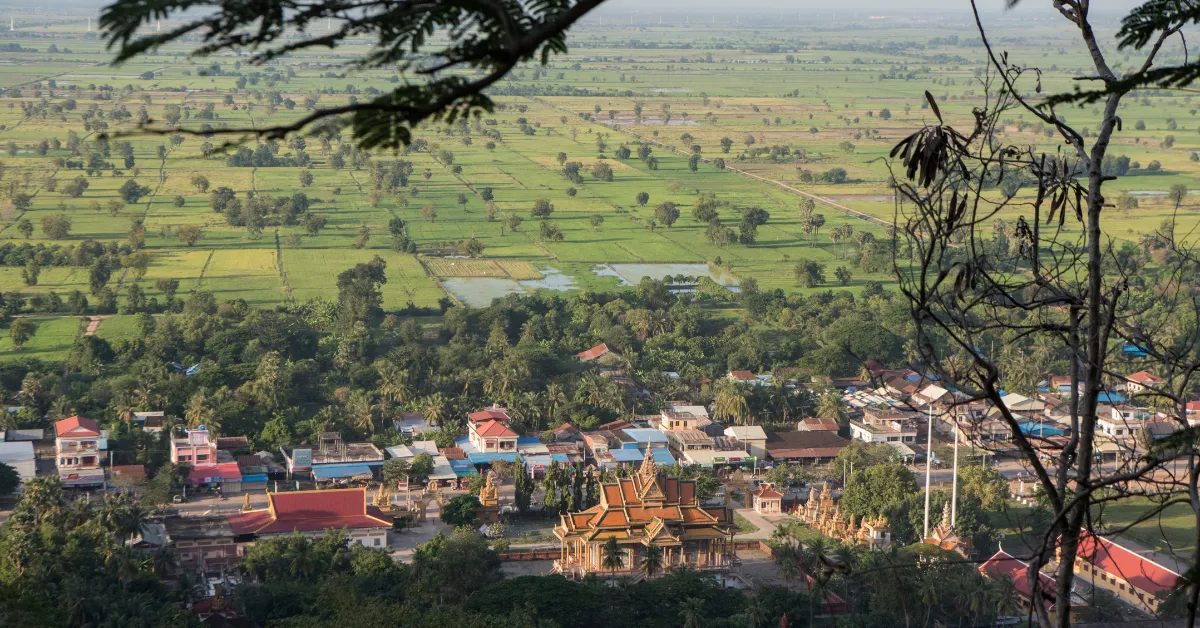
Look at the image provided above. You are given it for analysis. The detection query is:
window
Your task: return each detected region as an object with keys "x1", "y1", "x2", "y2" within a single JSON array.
[
  {"x1": 1119, "y1": 583, "x2": 1125, "y2": 591},
  {"x1": 374, "y1": 538, "x2": 381, "y2": 546}
]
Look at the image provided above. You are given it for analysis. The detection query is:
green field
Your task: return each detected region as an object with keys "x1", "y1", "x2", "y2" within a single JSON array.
[{"x1": 0, "y1": 16, "x2": 1196, "y2": 356}]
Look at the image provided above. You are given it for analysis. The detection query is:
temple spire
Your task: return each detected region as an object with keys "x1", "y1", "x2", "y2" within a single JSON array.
[{"x1": 638, "y1": 446, "x2": 657, "y2": 484}]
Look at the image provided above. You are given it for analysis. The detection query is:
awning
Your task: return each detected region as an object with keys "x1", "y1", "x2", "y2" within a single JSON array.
[
  {"x1": 449, "y1": 460, "x2": 476, "y2": 477},
  {"x1": 188, "y1": 463, "x2": 242, "y2": 485},
  {"x1": 59, "y1": 471, "x2": 105, "y2": 486},
  {"x1": 312, "y1": 464, "x2": 374, "y2": 480},
  {"x1": 466, "y1": 452, "x2": 519, "y2": 464}
]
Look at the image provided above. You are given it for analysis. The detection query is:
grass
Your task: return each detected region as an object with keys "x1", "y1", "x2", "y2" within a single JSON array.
[
  {"x1": 0, "y1": 18, "x2": 1195, "y2": 343},
  {"x1": 734, "y1": 513, "x2": 760, "y2": 535},
  {"x1": 0, "y1": 316, "x2": 83, "y2": 361},
  {"x1": 425, "y1": 258, "x2": 543, "y2": 280}
]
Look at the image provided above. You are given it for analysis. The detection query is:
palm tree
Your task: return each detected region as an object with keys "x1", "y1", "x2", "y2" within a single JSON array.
[
  {"x1": 815, "y1": 391, "x2": 847, "y2": 425},
  {"x1": 348, "y1": 392, "x2": 377, "y2": 434},
  {"x1": 185, "y1": 391, "x2": 214, "y2": 430},
  {"x1": 376, "y1": 362, "x2": 412, "y2": 404},
  {"x1": 740, "y1": 595, "x2": 769, "y2": 628},
  {"x1": 422, "y1": 393, "x2": 446, "y2": 427},
  {"x1": 545, "y1": 382, "x2": 567, "y2": 422},
  {"x1": 48, "y1": 396, "x2": 74, "y2": 421},
  {"x1": 640, "y1": 544, "x2": 663, "y2": 579},
  {"x1": 601, "y1": 536, "x2": 625, "y2": 581},
  {"x1": 679, "y1": 597, "x2": 705, "y2": 628},
  {"x1": 713, "y1": 385, "x2": 751, "y2": 425}
]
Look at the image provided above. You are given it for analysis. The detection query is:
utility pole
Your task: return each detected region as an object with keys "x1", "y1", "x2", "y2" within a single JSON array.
[
  {"x1": 87, "y1": 17, "x2": 91, "y2": 31},
  {"x1": 922, "y1": 403, "x2": 934, "y2": 539},
  {"x1": 156, "y1": 19, "x2": 161, "y2": 32}
]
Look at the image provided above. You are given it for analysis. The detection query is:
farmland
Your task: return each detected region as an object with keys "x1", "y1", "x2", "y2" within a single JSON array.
[{"x1": 0, "y1": 13, "x2": 1197, "y2": 358}]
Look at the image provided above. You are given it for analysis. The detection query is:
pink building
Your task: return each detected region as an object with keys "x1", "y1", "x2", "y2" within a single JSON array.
[{"x1": 171, "y1": 426, "x2": 217, "y2": 466}]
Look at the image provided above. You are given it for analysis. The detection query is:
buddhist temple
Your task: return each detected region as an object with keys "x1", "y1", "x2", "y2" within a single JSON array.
[
  {"x1": 794, "y1": 482, "x2": 893, "y2": 550},
  {"x1": 924, "y1": 501, "x2": 973, "y2": 557},
  {"x1": 552, "y1": 448, "x2": 736, "y2": 580}
]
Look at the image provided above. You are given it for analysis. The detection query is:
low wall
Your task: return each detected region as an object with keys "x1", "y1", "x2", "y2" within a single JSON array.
[{"x1": 498, "y1": 549, "x2": 560, "y2": 561}]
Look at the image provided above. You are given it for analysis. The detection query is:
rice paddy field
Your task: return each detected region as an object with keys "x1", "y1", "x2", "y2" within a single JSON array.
[{"x1": 0, "y1": 11, "x2": 1197, "y2": 357}]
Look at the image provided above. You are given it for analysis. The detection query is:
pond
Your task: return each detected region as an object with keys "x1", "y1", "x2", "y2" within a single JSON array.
[
  {"x1": 443, "y1": 267, "x2": 578, "y2": 307},
  {"x1": 441, "y1": 277, "x2": 524, "y2": 308},
  {"x1": 519, "y1": 266, "x2": 577, "y2": 291}
]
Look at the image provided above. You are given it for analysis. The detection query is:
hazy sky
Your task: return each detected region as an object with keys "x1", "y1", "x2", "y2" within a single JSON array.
[{"x1": 34, "y1": 0, "x2": 1147, "y2": 15}]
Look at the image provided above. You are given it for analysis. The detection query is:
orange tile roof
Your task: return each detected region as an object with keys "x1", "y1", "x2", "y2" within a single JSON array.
[
  {"x1": 55, "y1": 415, "x2": 100, "y2": 438},
  {"x1": 1127, "y1": 370, "x2": 1163, "y2": 384},
  {"x1": 577, "y1": 343, "x2": 613, "y2": 361},
  {"x1": 474, "y1": 420, "x2": 517, "y2": 438},
  {"x1": 728, "y1": 370, "x2": 756, "y2": 381}
]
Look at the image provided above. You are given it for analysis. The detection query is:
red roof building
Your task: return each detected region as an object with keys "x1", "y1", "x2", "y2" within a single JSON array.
[
  {"x1": 979, "y1": 550, "x2": 1059, "y2": 613},
  {"x1": 226, "y1": 488, "x2": 391, "y2": 548},
  {"x1": 1127, "y1": 370, "x2": 1164, "y2": 393},
  {"x1": 469, "y1": 418, "x2": 518, "y2": 453},
  {"x1": 797, "y1": 418, "x2": 841, "y2": 432},
  {"x1": 1070, "y1": 529, "x2": 1180, "y2": 612},
  {"x1": 752, "y1": 482, "x2": 783, "y2": 514},
  {"x1": 468, "y1": 405, "x2": 511, "y2": 423},
  {"x1": 727, "y1": 370, "x2": 757, "y2": 382},
  {"x1": 576, "y1": 343, "x2": 613, "y2": 362},
  {"x1": 55, "y1": 415, "x2": 100, "y2": 438}
]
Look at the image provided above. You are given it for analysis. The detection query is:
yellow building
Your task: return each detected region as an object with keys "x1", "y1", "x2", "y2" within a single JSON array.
[{"x1": 553, "y1": 449, "x2": 736, "y2": 580}]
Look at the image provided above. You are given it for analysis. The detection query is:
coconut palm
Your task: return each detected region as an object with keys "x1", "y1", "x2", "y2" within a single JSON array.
[
  {"x1": 376, "y1": 361, "x2": 412, "y2": 404},
  {"x1": 679, "y1": 597, "x2": 705, "y2": 628},
  {"x1": 815, "y1": 390, "x2": 847, "y2": 424},
  {"x1": 713, "y1": 385, "x2": 751, "y2": 425},
  {"x1": 640, "y1": 544, "x2": 663, "y2": 579},
  {"x1": 545, "y1": 382, "x2": 567, "y2": 422},
  {"x1": 601, "y1": 536, "x2": 625, "y2": 581},
  {"x1": 421, "y1": 393, "x2": 446, "y2": 427}
]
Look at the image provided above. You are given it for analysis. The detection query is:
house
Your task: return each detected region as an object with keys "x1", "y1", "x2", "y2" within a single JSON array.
[
  {"x1": 0, "y1": 441, "x2": 35, "y2": 486},
  {"x1": 849, "y1": 419, "x2": 917, "y2": 444},
  {"x1": 280, "y1": 434, "x2": 385, "y2": 482},
  {"x1": 727, "y1": 370, "x2": 758, "y2": 384},
  {"x1": 109, "y1": 464, "x2": 147, "y2": 487},
  {"x1": 552, "y1": 423, "x2": 581, "y2": 442},
  {"x1": 132, "y1": 411, "x2": 166, "y2": 433},
  {"x1": 1096, "y1": 407, "x2": 1141, "y2": 444},
  {"x1": 797, "y1": 418, "x2": 840, "y2": 432},
  {"x1": 171, "y1": 426, "x2": 218, "y2": 466},
  {"x1": 55, "y1": 416, "x2": 106, "y2": 487},
  {"x1": 552, "y1": 450, "x2": 735, "y2": 580},
  {"x1": 765, "y1": 430, "x2": 850, "y2": 464},
  {"x1": 576, "y1": 343, "x2": 622, "y2": 365},
  {"x1": 724, "y1": 425, "x2": 768, "y2": 459},
  {"x1": 237, "y1": 455, "x2": 269, "y2": 491},
  {"x1": 468, "y1": 419, "x2": 518, "y2": 453},
  {"x1": 1069, "y1": 529, "x2": 1180, "y2": 612},
  {"x1": 752, "y1": 482, "x2": 783, "y2": 514},
  {"x1": 1126, "y1": 371, "x2": 1163, "y2": 394},
  {"x1": 468, "y1": 404, "x2": 511, "y2": 424},
  {"x1": 188, "y1": 462, "x2": 243, "y2": 492},
  {"x1": 163, "y1": 515, "x2": 240, "y2": 574},
  {"x1": 227, "y1": 487, "x2": 392, "y2": 548}
]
